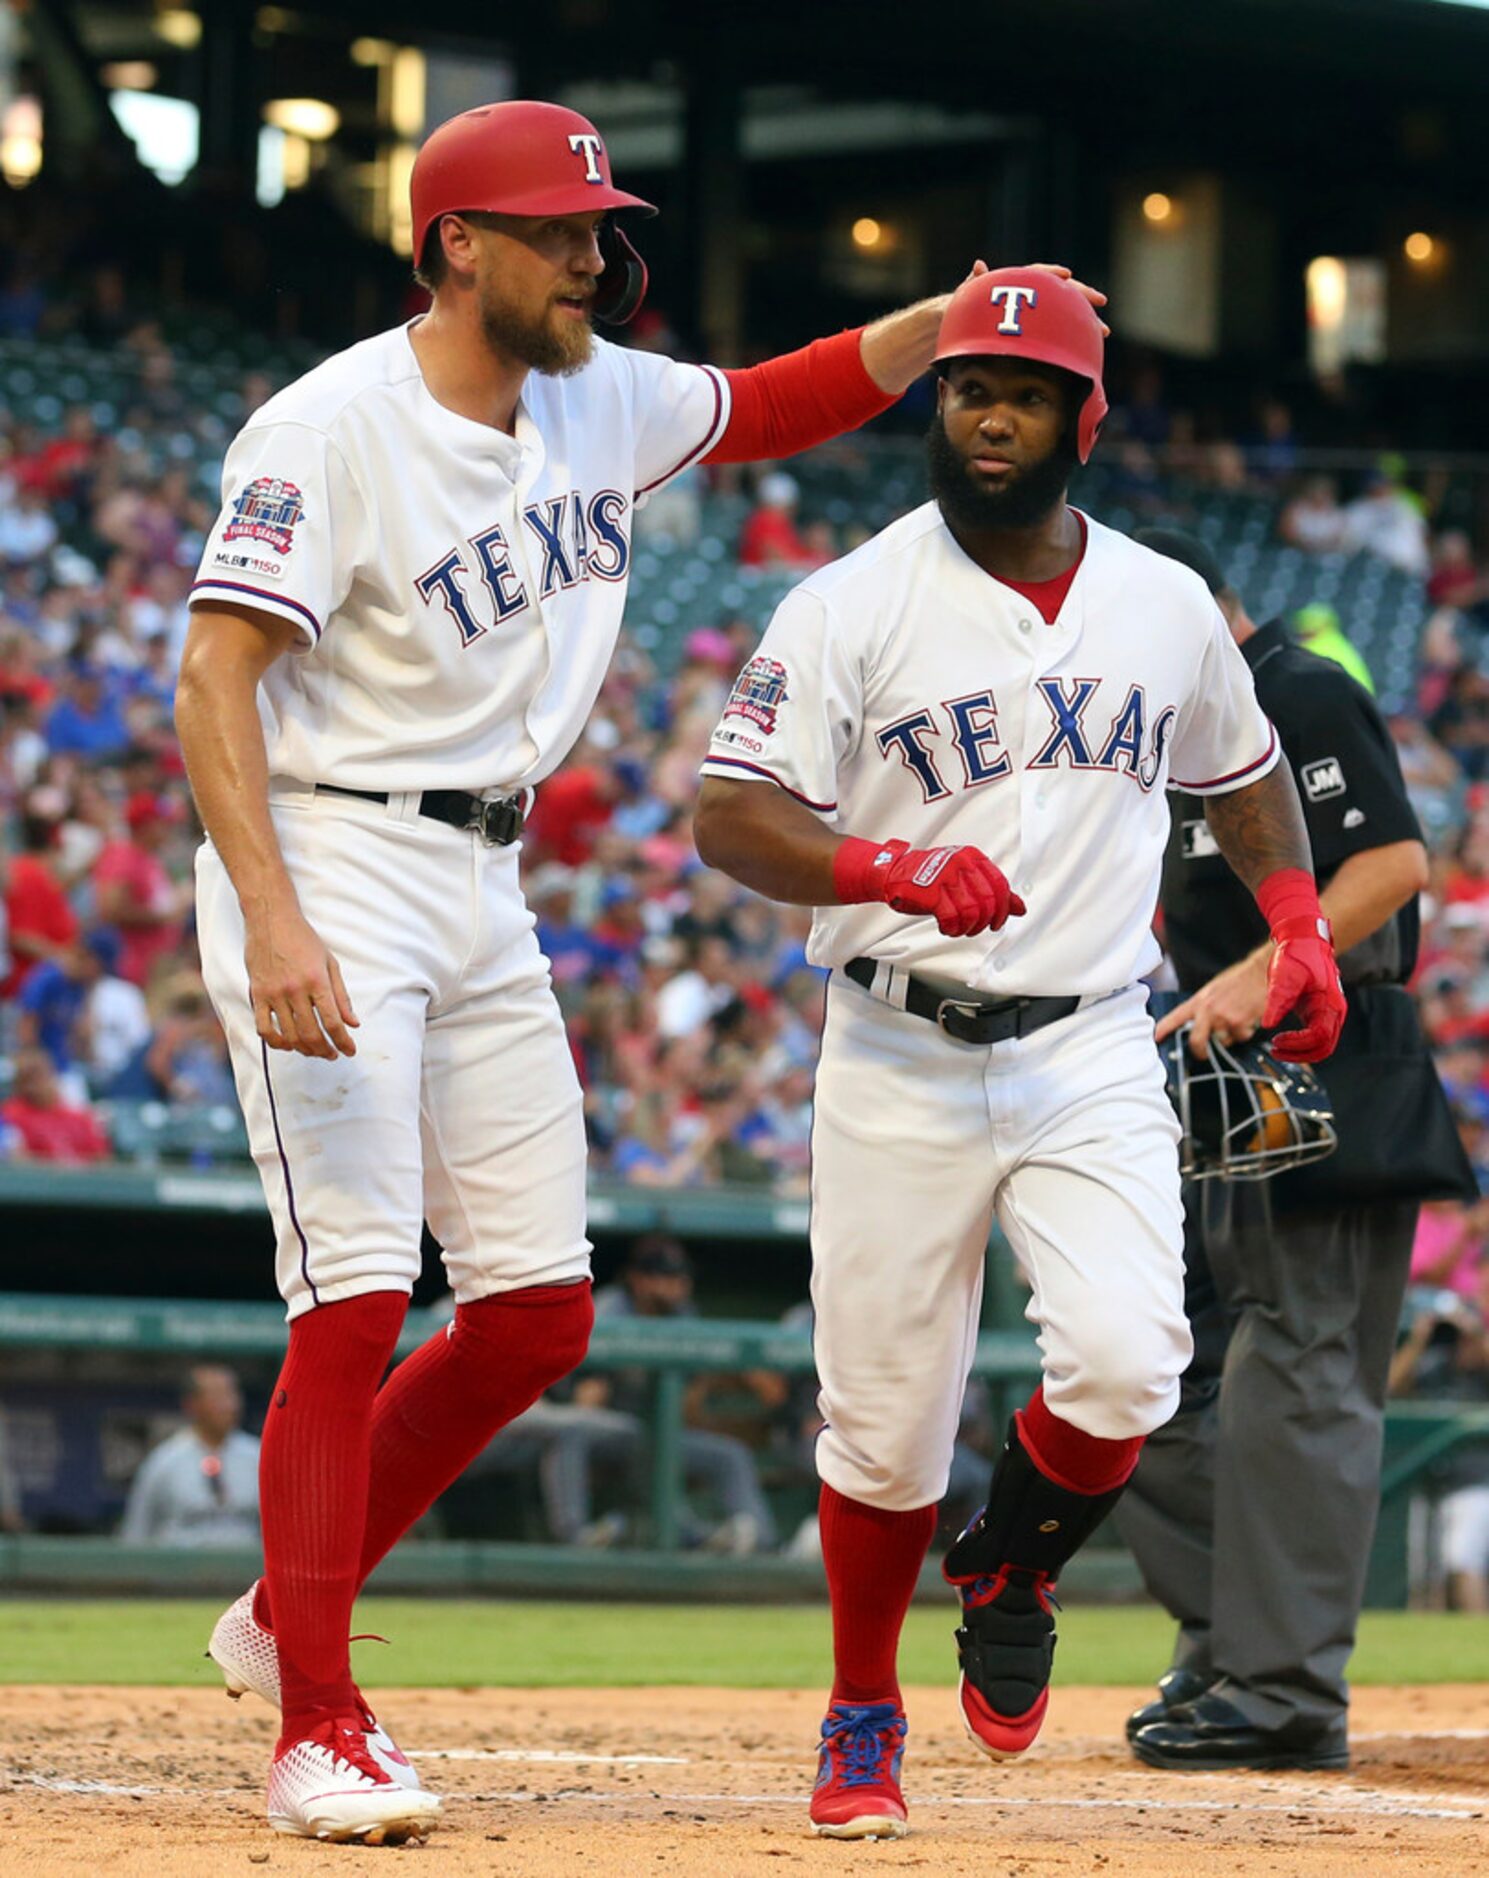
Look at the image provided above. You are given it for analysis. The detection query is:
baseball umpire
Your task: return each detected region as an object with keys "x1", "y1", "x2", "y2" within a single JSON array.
[{"x1": 1119, "y1": 528, "x2": 1476, "y2": 1771}]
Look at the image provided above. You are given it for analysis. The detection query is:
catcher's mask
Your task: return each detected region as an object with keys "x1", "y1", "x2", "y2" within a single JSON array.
[{"x1": 1160, "y1": 1026, "x2": 1338, "y2": 1182}]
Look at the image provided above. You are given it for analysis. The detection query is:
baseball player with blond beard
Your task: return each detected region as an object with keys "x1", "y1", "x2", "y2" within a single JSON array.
[
  {"x1": 694, "y1": 268, "x2": 1346, "y2": 1838},
  {"x1": 175, "y1": 98, "x2": 1103, "y2": 1845}
]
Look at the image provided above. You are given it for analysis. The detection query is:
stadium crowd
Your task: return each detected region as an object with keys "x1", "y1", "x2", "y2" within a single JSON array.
[{"x1": 2, "y1": 325, "x2": 1489, "y2": 1202}]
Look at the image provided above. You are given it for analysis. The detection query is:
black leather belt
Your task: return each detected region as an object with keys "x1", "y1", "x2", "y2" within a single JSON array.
[
  {"x1": 316, "y1": 783, "x2": 525, "y2": 847},
  {"x1": 844, "y1": 956, "x2": 1080, "y2": 1046}
]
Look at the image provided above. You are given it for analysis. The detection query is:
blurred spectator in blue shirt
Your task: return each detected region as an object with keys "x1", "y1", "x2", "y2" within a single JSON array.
[{"x1": 45, "y1": 665, "x2": 130, "y2": 761}]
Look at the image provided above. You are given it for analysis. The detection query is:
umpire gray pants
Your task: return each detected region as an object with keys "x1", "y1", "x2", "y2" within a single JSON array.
[{"x1": 1116, "y1": 1182, "x2": 1417, "y2": 1735}]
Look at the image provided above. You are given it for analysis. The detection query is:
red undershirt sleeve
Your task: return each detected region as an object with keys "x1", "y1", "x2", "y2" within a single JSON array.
[{"x1": 704, "y1": 328, "x2": 899, "y2": 464}]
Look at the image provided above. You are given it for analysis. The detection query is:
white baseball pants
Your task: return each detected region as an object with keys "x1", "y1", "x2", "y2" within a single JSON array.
[
  {"x1": 810, "y1": 974, "x2": 1190, "y2": 1511},
  {"x1": 196, "y1": 785, "x2": 590, "y2": 1320}
]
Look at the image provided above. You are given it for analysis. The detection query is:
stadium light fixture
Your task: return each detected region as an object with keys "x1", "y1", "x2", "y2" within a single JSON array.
[
  {"x1": 280, "y1": 133, "x2": 312, "y2": 190},
  {"x1": 0, "y1": 96, "x2": 41, "y2": 188},
  {"x1": 1142, "y1": 192, "x2": 1173, "y2": 225},
  {"x1": 102, "y1": 62, "x2": 159, "y2": 91},
  {"x1": 264, "y1": 98, "x2": 341, "y2": 141},
  {"x1": 386, "y1": 142, "x2": 417, "y2": 255},
  {"x1": 1306, "y1": 255, "x2": 1348, "y2": 329},
  {"x1": 389, "y1": 48, "x2": 426, "y2": 139},
  {"x1": 1404, "y1": 230, "x2": 1437, "y2": 264},
  {"x1": 351, "y1": 37, "x2": 397, "y2": 66},
  {"x1": 155, "y1": 9, "x2": 202, "y2": 50},
  {"x1": 852, "y1": 217, "x2": 883, "y2": 250}
]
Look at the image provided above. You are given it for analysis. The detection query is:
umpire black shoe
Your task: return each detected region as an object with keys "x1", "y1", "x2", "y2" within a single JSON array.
[
  {"x1": 1124, "y1": 1667, "x2": 1212, "y2": 1744},
  {"x1": 1131, "y1": 1690, "x2": 1349, "y2": 1772}
]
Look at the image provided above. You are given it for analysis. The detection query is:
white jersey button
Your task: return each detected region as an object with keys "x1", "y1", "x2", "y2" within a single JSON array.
[{"x1": 1018, "y1": 617, "x2": 1033, "y2": 635}]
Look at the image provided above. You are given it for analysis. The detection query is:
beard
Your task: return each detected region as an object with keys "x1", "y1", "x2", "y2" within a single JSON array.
[
  {"x1": 926, "y1": 413, "x2": 1076, "y2": 533},
  {"x1": 478, "y1": 282, "x2": 594, "y2": 376}
]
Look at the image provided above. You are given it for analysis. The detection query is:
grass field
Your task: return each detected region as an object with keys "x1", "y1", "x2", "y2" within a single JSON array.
[{"x1": 3, "y1": 1599, "x2": 1486, "y2": 1687}]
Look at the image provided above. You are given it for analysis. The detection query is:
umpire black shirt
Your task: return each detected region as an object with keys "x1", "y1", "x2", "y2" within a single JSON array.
[{"x1": 1162, "y1": 618, "x2": 1422, "y2": 995}]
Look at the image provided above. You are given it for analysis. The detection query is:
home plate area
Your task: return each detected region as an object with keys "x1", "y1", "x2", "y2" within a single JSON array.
[{"x1": 2, "y1": 1684, "x2": 1486, "y2": 1875}]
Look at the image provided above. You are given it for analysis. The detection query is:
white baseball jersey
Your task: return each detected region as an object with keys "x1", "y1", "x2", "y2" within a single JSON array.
[
  {"x1": 192, "y1": 322, "x2": 730, "y2": 792},
  {"x1": 702, "y1": 504, "x2": 1278, "y2": 997}
]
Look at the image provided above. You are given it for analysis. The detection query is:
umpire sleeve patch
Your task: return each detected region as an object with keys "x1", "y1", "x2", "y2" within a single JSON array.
[{"x1": 1302, "y1": 757, "x2": 1346, "y2": 801}]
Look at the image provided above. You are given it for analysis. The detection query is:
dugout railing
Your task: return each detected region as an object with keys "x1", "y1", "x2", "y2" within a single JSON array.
[{"x1": 3, "y1": 1289, "x2": 1487, "y2": 1605}]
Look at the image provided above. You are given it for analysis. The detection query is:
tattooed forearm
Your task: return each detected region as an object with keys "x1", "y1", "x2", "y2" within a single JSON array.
[{"x1": 1203, "y1": 763, "x2": 1313, "y2": 893}]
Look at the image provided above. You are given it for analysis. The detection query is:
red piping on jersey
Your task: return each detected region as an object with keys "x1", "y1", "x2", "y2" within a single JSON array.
[
  {"x1": 191, "y1": 578, "x2": 323, "y2": 641},
  {"x1": 1173, "y1": 721, "x2": 1278, "y2": 792},
  {"x1": 704, "y1": 329, "x2": 898, "y2": 465},
  {"x1": 702, "y1": 755, "x2": 836, "y2": 813},
  {"x1": 635, "y1": 366, "x2": 729, "y2": 496}
]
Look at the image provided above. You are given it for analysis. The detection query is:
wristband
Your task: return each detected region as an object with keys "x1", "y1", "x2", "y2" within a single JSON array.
[
  {"x1": 1271, "y1": 912, "x2": 1334, "y2": 945},
  {"x1": 1255, "y1": 865, "x2": 1321, "y2": 935},
  {"x1": 832, "y1": 835, "x2": 901, "y2": 905}
]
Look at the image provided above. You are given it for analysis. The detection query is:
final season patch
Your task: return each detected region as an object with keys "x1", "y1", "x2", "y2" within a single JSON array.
[
  {"x1": 222, "y1": 477, "x2": 306, "y2": 556},
  {"x1": 724, "y1": 655, "x2": 789, "y2": 736}
]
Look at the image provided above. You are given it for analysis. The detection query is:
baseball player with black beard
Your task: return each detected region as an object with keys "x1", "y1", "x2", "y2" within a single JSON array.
[
  {"x1": 693, "y1": 269, "x2": 1347, "y2": 1840},
  {"x1": 175, "y1": 102, "x2": 1102, "y2": 1846}
]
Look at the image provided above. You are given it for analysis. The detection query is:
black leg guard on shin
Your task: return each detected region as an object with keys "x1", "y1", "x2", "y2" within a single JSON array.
[{"x1": 944, "y1": 1416, "x2": 1128, "y2": 1580}]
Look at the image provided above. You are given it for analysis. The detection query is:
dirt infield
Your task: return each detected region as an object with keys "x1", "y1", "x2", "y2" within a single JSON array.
[{"x1": 3, "y1": 1682, "x2": 1487, "y2": 1875}]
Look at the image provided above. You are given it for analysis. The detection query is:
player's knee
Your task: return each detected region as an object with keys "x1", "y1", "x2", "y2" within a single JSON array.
[
  {"x1": 1049, "y1": 1323, "x2": 1188, "y2": 1440},
  {"x1": 816, "y1": 1418, "x2": 953, "y2": 1511}
]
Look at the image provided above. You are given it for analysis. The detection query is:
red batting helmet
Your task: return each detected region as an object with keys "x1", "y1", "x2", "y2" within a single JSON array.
[
  {"x1": 933, "y1": 268, "x2": 1108, "y2": 462},
  {"x1": 410, "y1": 100, "x2": 657, "y2": 325}
]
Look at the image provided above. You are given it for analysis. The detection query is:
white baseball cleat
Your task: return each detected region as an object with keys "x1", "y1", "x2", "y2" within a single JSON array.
[
  {"x1": 267, "y1": 1717, "x2": 442, "y2": 1844},
  {"x1": 209, "y1": 1580, "x2": 421, "y2": 1789}
]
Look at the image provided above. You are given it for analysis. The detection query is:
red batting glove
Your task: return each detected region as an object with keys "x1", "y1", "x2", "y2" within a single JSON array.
[
  {"x1": 1256, "y1": 867, "x2": 1347, "y2": 1063},
  {"x1": 833, "y1": 836, "x2": 1026, "y2": 939}
]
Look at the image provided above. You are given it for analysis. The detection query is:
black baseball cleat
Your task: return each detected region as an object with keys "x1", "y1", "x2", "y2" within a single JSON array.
[
  {"x1": 1124, "y1": 1667, "x2": 1212, "y2": 1744},
  {"x1": 1130, "y1": 1689, "x2": 1349, "y2": 1772}
]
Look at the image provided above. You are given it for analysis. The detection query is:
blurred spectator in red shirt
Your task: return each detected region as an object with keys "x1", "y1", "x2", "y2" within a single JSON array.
[
  {"x1": 738, "y1": 473, "x2": 819, "y2": 570},
  {"x1": 0, "y1": 1048, "x2": 109, "y2": 1163},
  {"x1": 15, "y1": 406, "x2": 98, "y2": 504},
  {"x1": 525, "y1": 764, "x2": 618, "y2": 867},
  {"x1": 92, "y1": 792, "x2": 189, "y2": 988},
  {"x1": 1428, "y1": 532, "x2": 1489, "y2": 613},
  {"x1": 0, "y1": 629, "x2": 52, "y2": 709},
  {"x1": 2, "y1": 806, "x2": 78, "y2": 998}
]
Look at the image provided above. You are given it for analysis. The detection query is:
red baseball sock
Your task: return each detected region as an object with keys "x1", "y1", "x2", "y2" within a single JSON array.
[
  {"x1": 259, "y1": 1290, "x2": 408, "y2": 1746},
  {"x1": 1018, "y1": 1385, "x2": 1143, "y2": 1496},
  {"x1": 355, "y1": 1280, "x2": 594, "y2": 1583},
  {"x1": 820, "y1": 1483, "x2": 936, "y2": 1706}
]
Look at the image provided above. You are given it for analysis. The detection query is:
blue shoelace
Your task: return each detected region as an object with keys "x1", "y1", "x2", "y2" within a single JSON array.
[{"x1": 818, "y1": 1703, "x2": 906, "y2": 1789}]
